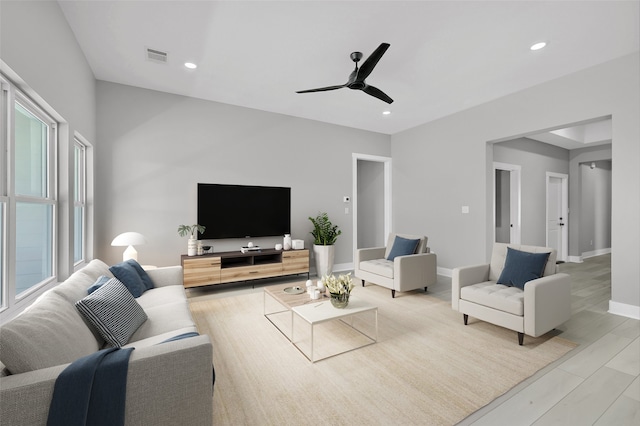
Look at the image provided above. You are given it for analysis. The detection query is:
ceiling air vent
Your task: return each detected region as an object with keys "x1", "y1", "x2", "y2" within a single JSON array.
[{"x1": 146, "y1": 47, "x2": 168, "y2": 63}]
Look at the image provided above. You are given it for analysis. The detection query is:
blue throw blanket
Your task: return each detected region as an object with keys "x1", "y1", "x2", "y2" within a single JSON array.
[{"x1": 47, "y1": 347, "x2": 134, "y2": 426}]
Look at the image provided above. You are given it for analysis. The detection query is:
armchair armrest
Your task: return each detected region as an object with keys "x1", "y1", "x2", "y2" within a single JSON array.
[
  {"x1": 394, "y1": 253, "x2": 437, "y2": 291},
  {"x1": 451, "y1": 264, "x2": 490, "y2": 311},
  {"x1": 524, "y1": 273, "x2": 571, "y2": 337},
  {"x1": 146, "y1": 265, "x2": 183, "y2": 287},
  {"x1": 355, "y1": 247, "x2": 386, "y2": 266}
]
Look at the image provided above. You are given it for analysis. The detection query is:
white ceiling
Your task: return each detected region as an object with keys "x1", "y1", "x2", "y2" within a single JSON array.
[
  {"x1": 526, "y1": 118, "x2": 612, "y2": 150},
  {"x1": 58, "y1": 0, "x2": 639, "y2": 135}
]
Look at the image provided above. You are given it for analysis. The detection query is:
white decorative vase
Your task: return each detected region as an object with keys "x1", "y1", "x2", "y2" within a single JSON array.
[
  {"x1": 187, "y1": 238, "x2": 197, "y2": 256},
  {"x1": 283, "y1": 234, "x2": 292, "y2": 251},
  {"x1": 313, "y1": 244, "x2": 335, "y2": 278}
]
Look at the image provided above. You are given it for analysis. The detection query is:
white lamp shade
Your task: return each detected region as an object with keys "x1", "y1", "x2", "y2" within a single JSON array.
[
  {"x1": 111, "y1": 232, "x2": 147, "y2": 246},
  {"x1": 111, "y1": 232, "x2": 147, "y2": 262}
]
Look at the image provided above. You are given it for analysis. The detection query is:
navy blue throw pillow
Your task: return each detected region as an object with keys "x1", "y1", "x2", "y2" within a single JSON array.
[
  {"x1": 386, "y1": 236, "x2": 420, "y2": 261},
  {"x1": 88, "y1": 275, "x2": 111, "y2": 294},
  {"x1": 125, "y1": 259, "x2": 155, "y2": 291},
  {"x1": 109, "y1": 260, "x2": 152, "y2": 297},
  {"x1": 497, "y1": 247, "x2": 550, "y2": 289}
]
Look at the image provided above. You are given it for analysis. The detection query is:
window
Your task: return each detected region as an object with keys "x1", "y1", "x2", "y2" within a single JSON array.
[
  {"x1": 1, "y1": 74, "x2": 58, "y2": 312},
  {"x1": 74, "y1": 140, "x2": 86, "y2": 264},
  {"x1": 14, "y1": 96, "x2": 57, "y2": 296}
]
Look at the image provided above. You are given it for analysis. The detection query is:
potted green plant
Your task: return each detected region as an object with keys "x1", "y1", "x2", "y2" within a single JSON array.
[
  {"x1": 178, "y1": 224, "x2": 205, "y2": 256},
  {"x1": 308, "y1": 212, "x2": 341, "y2": 277}
]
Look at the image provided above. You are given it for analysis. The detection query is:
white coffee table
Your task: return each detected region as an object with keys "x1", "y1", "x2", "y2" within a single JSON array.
[{"x1": 291, "y1": 296, "x2": 378, "y2": 362}]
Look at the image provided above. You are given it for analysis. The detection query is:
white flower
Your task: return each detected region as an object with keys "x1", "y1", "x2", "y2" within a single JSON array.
[{"x1": 322, "y1": 273, "x2": 354, "y2": 295}]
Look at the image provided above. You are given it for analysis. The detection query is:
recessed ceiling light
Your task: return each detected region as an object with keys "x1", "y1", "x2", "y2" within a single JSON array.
[
  {"x1": 530, "y1": 42, "x2": 547, "y2": 51},
  {"x1": 382, "y1": 110, "x2": 391, "y2": 116},
  {"x1": 184, "y1": 62, "x2": 197, "y2": 69}
]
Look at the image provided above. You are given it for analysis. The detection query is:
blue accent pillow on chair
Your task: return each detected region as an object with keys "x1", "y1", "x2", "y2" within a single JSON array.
[
  {"x1": 497, "y1": 247, "x2": 551, "y2": 289},
  {"x1": 109, "y1": 259, "x2": 153, "y2": 297},
  {"x1": 386, "y1": 236, "x2": 420, "y2": 261}
]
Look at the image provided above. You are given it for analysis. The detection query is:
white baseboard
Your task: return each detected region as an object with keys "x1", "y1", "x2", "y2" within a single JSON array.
[
  {"x1": 581, "y1": 248, "x2": 611, "y2": 259},
  {"x1": 567, "y1": 255, "x2": 583, "y2": 263},
  {"x1": 310, "y1": 262, "x2": 354, "y2": 277},
  {"x1": 438, "y1": 267, "x2": 453, "y2": 278},
  {"x1": 609, "y1": 300, "x2": 640, "y2": 320}
]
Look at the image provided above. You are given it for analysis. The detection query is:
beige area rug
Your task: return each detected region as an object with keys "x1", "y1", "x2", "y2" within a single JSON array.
[{"x1": 189, "y1": 285, "x2": 577, "y2": 426}]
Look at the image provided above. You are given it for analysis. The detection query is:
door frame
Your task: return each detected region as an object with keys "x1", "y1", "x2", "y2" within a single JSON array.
[
  {"x1": 493, "y1": 162, "x2": 521, "y2": 244},
  {"x1": 352, "y1": 153, "x2": 392, "y2": 258},
  {"x1": 546, "y1": 172, "x2": 569, "y2": 262}
]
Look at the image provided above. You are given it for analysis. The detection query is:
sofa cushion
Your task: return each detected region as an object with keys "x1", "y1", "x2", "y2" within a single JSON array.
[
  {"x1": 128, "y1": 301, "x2": 196, "y2": 343},
  {"x1": 76, "y1": 278, "x2": 148, "y2": 347},
  {"x1": 0, "y1": 292, "x2": 100, "y2": 374},
  {"x1": 460, "y1": 282, "x2": 525, "y2": 316},
  {"x1": 136, "y1": 285, "x2": 188, "y2": 310},
  {"x1": 122, "y1": 326, "x2": 199, "y2": 349},
  {"x1": 51, "y1": 259, "x2": 113, "y2": 304},
  {"x1": 386, "y1": 236, "x2": 420, "y2": 261},
  {"x1": 359, "y1": 259, "x2": 394, "y2": 279},
  {"x1": 497, "y1": 247, "x2": 550, "y2": 289},
  {"x1": 109, "y1": 259, "x2": 153, "y2": 297}
]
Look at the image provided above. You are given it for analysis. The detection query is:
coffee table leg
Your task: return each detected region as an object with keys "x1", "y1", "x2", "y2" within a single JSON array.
[{"x1": 310, "y1": 322, "x2": 314, "y2": 362}]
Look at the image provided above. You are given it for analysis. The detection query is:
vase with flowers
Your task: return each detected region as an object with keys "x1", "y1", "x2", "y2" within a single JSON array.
[{"x1": 323, "y1": 273, "x2": 354, "y2": 308}]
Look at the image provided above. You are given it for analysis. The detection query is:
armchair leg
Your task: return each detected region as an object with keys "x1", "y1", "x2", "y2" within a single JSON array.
[
  {"x1": 391, "y1": 289, "x2": 396, "y2": 298},
  {"x1": 463, "y1": 314, "x2": 468, "y2": 325},
  {"x1": 361, "y1": 279, "x2": 365, "y2": 287},
  {"x1": 518, "y1": 332, "x2": 524, "y2": 346},
  {"x1": 424, "y1": 287, "x2": 428, "y2": 293}
]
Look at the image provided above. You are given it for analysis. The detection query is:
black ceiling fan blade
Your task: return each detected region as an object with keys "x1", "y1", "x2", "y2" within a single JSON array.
[
  {"x1": 362, "y1": 85, "x2": 393, "y2": 104},
  {"x1": 296, "y1": 85, "x2": 346, "y2": 94},
  {"x1": 357, "y1": 43, "x2": 390, "y2": 81}
]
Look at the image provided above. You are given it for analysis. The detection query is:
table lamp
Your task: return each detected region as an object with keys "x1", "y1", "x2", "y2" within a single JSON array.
[{"x1": 111, "y1": 232, "x2": 147, "y2": 262}]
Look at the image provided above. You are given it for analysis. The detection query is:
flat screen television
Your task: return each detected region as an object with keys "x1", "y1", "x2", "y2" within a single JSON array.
[{"x1": 197, "y1": 183, "x2": 291, "y2": 239}]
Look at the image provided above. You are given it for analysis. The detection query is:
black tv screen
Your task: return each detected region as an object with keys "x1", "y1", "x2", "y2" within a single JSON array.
[{"x1": 197, "y1": 183, "x2": 291, "y2": 239}]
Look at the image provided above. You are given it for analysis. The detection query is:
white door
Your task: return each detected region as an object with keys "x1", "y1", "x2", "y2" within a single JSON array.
[
  {"x1": 494, "y1": 162, "x2": 521, "y2": 244},
  {"x1": 546, "y1": 173, "x2": 568, "y2": 261}
]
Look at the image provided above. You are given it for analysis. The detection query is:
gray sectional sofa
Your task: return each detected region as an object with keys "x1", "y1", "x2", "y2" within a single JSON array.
[{"x1": 0, "y1": 259, "x2": 213, "y2": 425}]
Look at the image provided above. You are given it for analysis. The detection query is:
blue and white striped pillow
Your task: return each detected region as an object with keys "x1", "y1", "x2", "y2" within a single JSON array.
[{"x1": 76, "y1": 278, "x2": 148, "y2": 347}]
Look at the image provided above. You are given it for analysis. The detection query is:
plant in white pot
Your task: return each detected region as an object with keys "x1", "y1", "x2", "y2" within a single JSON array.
[
  {"x1": 308, "y1": 212, "x2": 341, "y2": 277},
  {"x1": 177, "y1": 224, "x2": 206, "y2": 256}
]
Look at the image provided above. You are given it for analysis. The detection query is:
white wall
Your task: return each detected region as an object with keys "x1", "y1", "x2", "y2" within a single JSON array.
[
  {"x1": 580, "y1": 160, "x2": 612, "y2": 255},
  {"x1": 493, "y1": 138, "x2": 570, "y2": 247},
  {"x1": 96, "y1": 81, "x2": 390, "y2": 267},
  {"x1": 569, "y1": 145, "x2": 612, "y2": 258},
  {"x1": 392, "y1": 53, "x2": 640, "y2": 315}
]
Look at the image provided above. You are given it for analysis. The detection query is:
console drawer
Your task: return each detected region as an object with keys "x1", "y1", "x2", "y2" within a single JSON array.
[
  {"x1": 220, "y1": 262, "x2": 283, "y2": 283},
  {"x1": 182, "y1": 256, "x2": 221, "y2": 287}
]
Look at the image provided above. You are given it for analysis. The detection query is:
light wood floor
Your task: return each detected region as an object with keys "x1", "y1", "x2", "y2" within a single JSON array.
[{"x1": 187, "y1": 253, "x2": 639, "y2": 425}]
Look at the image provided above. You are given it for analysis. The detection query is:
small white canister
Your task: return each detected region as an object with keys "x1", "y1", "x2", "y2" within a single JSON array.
[{"x1": 283, "y1": 234, "x2": 292, "y2": 251}]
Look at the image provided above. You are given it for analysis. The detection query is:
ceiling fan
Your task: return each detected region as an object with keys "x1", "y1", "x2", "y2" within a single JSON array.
[{"x1": 296, "y1": 43, "x2": 393, "y2": 104}]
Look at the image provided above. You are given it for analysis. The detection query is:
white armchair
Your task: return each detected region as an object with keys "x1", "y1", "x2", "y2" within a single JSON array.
[
  {"x1": 452, "y1": 243, "x2": 571, "y2": 345},
  {"x1": 355, "y1": 233, "x2": 437, "y2": 298}
]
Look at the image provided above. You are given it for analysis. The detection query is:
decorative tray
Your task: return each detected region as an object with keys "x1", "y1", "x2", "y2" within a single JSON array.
[{"x1": 283, "y1": 286, "x2": 305, "y2": 295}]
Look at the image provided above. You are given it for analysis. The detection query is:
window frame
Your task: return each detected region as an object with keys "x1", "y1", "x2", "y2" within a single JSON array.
[{"x1": 73, "y1": 138, "x2": 87, "y2": 266}]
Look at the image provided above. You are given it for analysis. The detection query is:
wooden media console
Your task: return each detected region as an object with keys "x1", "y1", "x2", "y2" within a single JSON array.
[{"x1": 181, "y1": 249, "x2": 309, "y2": 288}]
